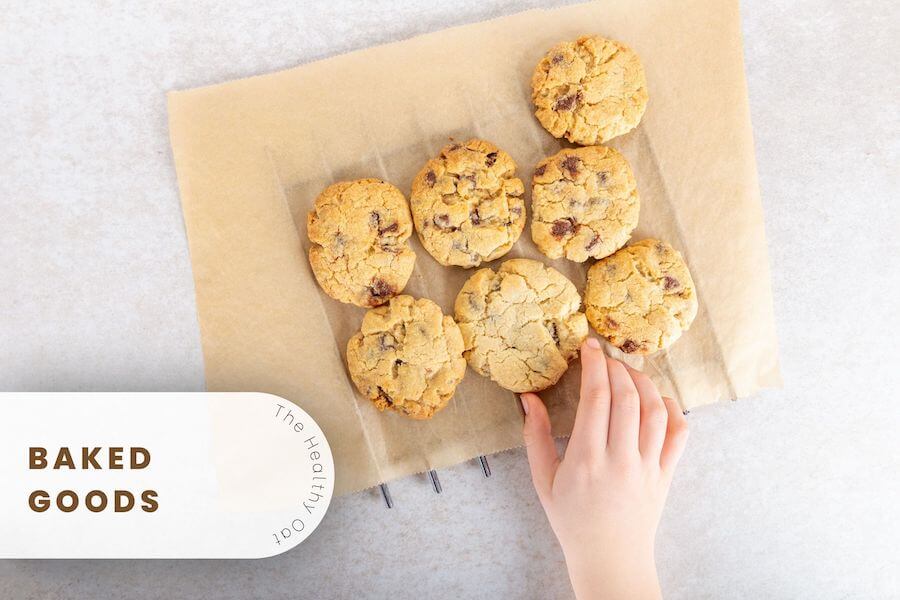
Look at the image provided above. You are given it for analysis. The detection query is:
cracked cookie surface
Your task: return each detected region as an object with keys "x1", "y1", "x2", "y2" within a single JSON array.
[
  {"x1": 308, "y1": 178, "x2": 416, "y2": 307},
  {"x1": 346, "y1": 295, "x2": 466, "y2": 420},
  {"x1": 410, "y1": 139, "x2": 526, "y2": 268},
  {"x1": 454, "y1": 258, "x2": 588, "y2": 393},
  {"x1": 585, "y1": 239, "x2": 698, "y2": 355},
  {"x1": 532, "y1": 35, "x2": 648, "y2": 145},
  {"x1": 531, "y1": 145, "x2": 639, "y2": 262}
]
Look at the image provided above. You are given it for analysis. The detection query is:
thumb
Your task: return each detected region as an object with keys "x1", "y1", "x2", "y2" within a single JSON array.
[{"x1": 520, "y1": 392, "x2": 559, "y2": 501}]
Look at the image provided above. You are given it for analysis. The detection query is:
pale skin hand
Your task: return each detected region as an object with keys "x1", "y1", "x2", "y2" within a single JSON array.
[{"x1": 521, "y1": 337, "x2": 689, "y2": 600}]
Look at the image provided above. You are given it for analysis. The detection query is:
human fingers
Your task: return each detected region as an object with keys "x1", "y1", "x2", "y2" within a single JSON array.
[
  {"x1": 605, "y1": 357, "x2": 641, "y2": 458},
  {"x1": 660, "y1": 396, "x2": 689, "y2": 474},
  {"x1": 625, "y1": 364, "x2": 667, "y2": 463},
  {"x1": 521, "y1": 392, "x2": 560, "y2": 501},
  {"x1": 568, "y1": 337, "x2": 612, "y2": 454}
]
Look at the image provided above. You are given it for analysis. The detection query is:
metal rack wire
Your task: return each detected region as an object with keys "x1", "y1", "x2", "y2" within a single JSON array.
[
  {"x1": 378, "y1": 454, "x2": 492, "y2": 508},
  {"x1": 376, "y1": 411, "x2": 687, "y2": 506}
]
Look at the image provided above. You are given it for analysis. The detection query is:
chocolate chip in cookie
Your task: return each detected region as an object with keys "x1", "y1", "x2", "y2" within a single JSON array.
[
  {"x1": 367, "y1": 278, "x2": 396, "y2": 305},
  {"x1": 560, "y1": 155, "x2": 581, "y2": 178},
  {"x1": 411, "y1": 139, "x2": 526, "y2": 267},
  {"x1": 531, "y1": 146, "x2": 639, "y2": 262},
  {"x1": 532, "y1": 35, "x2": 648, "y2": 145},
  {"x1": 347, "y1": 296, "x2": 467, "y2": 420},
  {"x1": 454, "y1": 258, "x2": 588, "y2": 393},
  {"x1": 307, "y1": 179, "x2": 416, "y2": 306},
  {"x1": 621, "y1": 339, "x2": 640, "y2": 353},
  {"x1": 585, "y1": 239, "x2": 698, "y2": 355},
  {"x1": 553, "y1": 91, "x2": 582, "y2": 112},
  {"x1": 551, "y1": 218, "x2": 576, "y2": 239}
]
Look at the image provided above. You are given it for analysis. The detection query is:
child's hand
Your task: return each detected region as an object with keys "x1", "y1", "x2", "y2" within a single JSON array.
[{"x1": 520, "y1": 337, "x2": 689, "y2": 600}]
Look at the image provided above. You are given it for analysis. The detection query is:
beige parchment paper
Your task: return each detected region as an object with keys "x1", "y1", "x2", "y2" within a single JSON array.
[{"x1": 167, "y1": 0, "x2": 781, "y2": 495}]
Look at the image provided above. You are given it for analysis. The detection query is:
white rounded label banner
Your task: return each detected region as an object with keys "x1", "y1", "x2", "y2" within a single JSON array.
[{"x1": 0, "y1": 392, "x2": 334, "y2": 558}]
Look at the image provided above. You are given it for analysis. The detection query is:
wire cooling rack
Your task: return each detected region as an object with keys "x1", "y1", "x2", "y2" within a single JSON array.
[
  {"x1": 377, "y1": 455, "x2": 492, "y2": 508},
  {"x1": 376, "y1": 409, "x2": 689, "y2": 507}
]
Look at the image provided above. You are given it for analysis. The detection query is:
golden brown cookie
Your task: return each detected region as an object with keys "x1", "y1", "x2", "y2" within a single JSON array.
[
  {"x1": 346, "y1": 295, "x2": 466, "y2": 420},
  {"x1": 584, "y1": 239, "x2": 698, "y2": 354},
  {"x1": 531, "y1": 145, "x2": 639, "y2": 262},
  {"x1": 307, "y1": 179, "x2": 416, "y2": 307},
  {"x1": 410, "y1": 139, "x2": 526, "y2": 268},
  {"x1": 454, "y1": 258, "x2": 588, "y2": 393},
  {"x1": 531, "y1": 35, "x2": 648, "y2": 145}
]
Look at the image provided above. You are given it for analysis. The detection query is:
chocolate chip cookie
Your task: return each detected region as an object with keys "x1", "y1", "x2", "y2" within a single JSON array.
[
  {"x1": 531, "y1": 145, "x2": 639, "y2": 262},
  {"x1": 307, "y1": 178, "x2": 416, "y2": 307},
  {"x1": 532, "y1": 35, "x2": 648, "y2": 145},
  {"x1": 410, "y1": 139, "x2": 526, "y2": 268},
  {"x1": 584, "y1": 239, "x2": 698, "y2": 354},
  {"x1": 346, "y1": 295, "x2": 467, "y2": 420},
  {"x1": 454, "y1": 258, "x2": 588, "y2": 393}
]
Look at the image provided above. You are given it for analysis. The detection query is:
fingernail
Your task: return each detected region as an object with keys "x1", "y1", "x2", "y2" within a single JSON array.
[
  {"x1": 519, "y1": 394, "x2": 530, "y2": 415},
  {"x1": 585, "y1": 337, "x2": 601, "y2": 349}
]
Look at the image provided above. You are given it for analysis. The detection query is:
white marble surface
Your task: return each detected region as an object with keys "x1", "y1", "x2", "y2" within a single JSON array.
[{"x1": 1, "y1": 1, "x2": 898, "y2": 598}]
